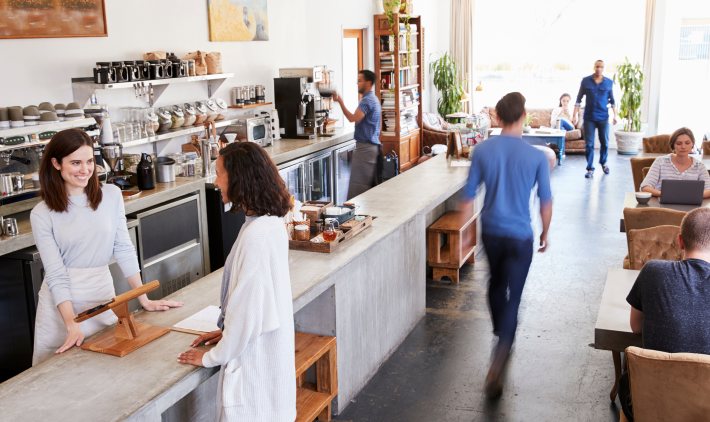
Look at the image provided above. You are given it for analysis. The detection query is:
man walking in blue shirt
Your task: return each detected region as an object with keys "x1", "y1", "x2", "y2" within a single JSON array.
[
  {"x1": 463, "y1": 92, "x2": 553, "y2": 398},
  {"x1": 573, "y1": 60, "x2": 619, "y2": 178},
  {"x1": 334, "y1": 70, "x2": 382, "y2": 199}
]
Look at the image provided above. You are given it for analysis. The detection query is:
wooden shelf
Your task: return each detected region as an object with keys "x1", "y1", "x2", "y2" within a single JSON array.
[
  {"x1": 399, "y1": 84, "x2": 419, "y2": 91},
  {"x1": 295, "y1": 388, "x2": 332, "y2": 422},
  {"x1": 399, "y1": 49, "x2": 419, "y2": 54},
  {"x1": 228, "y1": 102, "x2": 272, "y2": 109},
  {"x1": 401, "y1": 102, "x2": 420, "y2": 111}
]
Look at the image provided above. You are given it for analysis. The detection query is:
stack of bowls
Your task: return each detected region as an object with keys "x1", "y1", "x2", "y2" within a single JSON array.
[
  {"x1": 39, "y1": 112, "x2": 59, "y2": 125},
  {"x1": 55, "y1": 104, "x2": 66, "y2": 121},
  {"x1": 9, "y1": 107, "x2": 23, "y2": 127},
  {"x1": 0, "y1": 108, "x2": 8, "y2": 129},
  {"x1": 23, "y1": 106, "x2": 40, "y2": 126},
  {"x1": 64, "y1": 103, "x2": 85, "y2": 121}
]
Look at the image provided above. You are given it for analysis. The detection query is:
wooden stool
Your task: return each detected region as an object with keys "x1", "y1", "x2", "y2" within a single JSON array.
[
  {"x1": 294, "y1": 332, "x2": 337, "y2": 422},
  {"x1": 427, "y1": 210, "x2": 477, "y2": 283}
]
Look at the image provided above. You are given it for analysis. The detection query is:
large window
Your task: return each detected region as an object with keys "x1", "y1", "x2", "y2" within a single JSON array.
[{"x1": 470, "y1": 0, "x2": 646, "y2": 117}]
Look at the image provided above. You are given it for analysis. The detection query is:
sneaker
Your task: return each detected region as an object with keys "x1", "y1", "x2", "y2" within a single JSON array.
[
  {"x1": 484, "y1": 375, "x2": 503, "y2": 398},
  {"x1": 603, "y1": 166, "x2": 610, "y2": 174},
  {"x1": 585, "y1": 171, "x2": 593, "y2": 178}
]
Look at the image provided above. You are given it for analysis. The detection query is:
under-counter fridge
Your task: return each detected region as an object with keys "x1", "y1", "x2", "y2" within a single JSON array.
[
  {"x1": 333, "y1": 142, "x2": 356, "y2": 205},
  {"x1": 279, "y1": 162, "x2": 306, "y2": 203},
  {"x1": 306, "y1": 151, "x2": 333, "y2": 203}
]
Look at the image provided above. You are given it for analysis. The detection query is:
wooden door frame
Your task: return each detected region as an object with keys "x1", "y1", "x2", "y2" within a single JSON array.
[{"x1": 343, "y1": 29, "x2": 364, "y2": 100}]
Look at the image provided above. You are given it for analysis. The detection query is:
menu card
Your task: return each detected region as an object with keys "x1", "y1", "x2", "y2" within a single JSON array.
[{"x1": 171, "y1": 305, "x2": 220, "y2": 335}]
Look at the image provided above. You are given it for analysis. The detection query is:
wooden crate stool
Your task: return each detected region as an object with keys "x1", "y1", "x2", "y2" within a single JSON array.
[
  {"x1": 294, "y1": 332, "x2": 337, "y2": 422},
  {"x1": 427, "y1": 210, "x2": 477, "y2": 283}
]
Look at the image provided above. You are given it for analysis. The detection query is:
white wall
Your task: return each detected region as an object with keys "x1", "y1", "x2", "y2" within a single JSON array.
[{"x1": 0, "y1": 0, "x2": 442, "y2": 156}]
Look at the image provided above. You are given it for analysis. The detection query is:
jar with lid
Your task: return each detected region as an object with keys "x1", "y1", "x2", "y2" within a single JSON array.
[
  {"x1": 156, "y1": 107, "x2": 172, "y2": 133},
  {"x1": 188, "y1": 59, "x2": 196, "y2": 76},
  {"x1": 194, "y1": 101, "x2": 208, "y2": 124},
  {"x1": 144, "y1": 107, "x2": 158, "y2": 136},
  {"x1": 170, "y1": 105, "x2": 185, "y2": 129},
  {"x1": 183, "y1": 103, "x2": 197, "y2": 126},
  {"x1": 214, "y1": 98, "x2": 228, "y2": 120},
  {"x1": 204, "y1": 100, "x2": 218, "y2": 122},
  {"x1": 148, "y1": 60, "x2": 164, "y2": 79},
  {"x1": 168, "y1": 152, "x2": 186, "y2": 176}
]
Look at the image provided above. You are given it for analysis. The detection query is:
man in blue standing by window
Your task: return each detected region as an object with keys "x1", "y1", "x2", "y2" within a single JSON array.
[
  {"x1": 334, "y1": 70, "x2": 382, "y2": 199},
  {"x1": 573, "y1": 60, "x2": 619, "y2": 178},
  {"x1": 462, "y1": 92, "x2": 553, "y2": 398}
]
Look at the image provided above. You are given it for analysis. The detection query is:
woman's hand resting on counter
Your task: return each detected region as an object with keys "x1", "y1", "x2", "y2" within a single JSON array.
[
  {"x1": 191, "y1": 330, "x2": 223, "y2": 347},
  {"x1": 177, "y1": 330, "x2": 222, "y2": 366},
  {"x1": 139, "y1": 297, "x2": 184, "y2": 312}
]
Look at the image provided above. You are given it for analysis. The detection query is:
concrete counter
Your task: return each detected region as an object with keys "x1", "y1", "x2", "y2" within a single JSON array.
[{"x1": 0, "y1": 154, "x2": 475, "y2": 421}]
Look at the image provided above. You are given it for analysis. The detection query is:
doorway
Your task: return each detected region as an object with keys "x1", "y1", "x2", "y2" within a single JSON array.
[{"x1": 342, "y1": 29, "x2": 364, "y2": 130}]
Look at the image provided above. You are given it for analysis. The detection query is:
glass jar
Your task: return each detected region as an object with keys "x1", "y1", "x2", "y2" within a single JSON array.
[
  {"x1": 156, "y1": 107, "x2": 173, "y2": 133},
  {"x1": 184, "y1": 159, "x2": 196, "y2": 177},
  {"x1": 183, "y1": 103, "x2": 197, "y2": 126},
  {"x1": 204, "y1": 100, "x2": 218, "y2": 122},
  {"x1": 194, "y1": 101, "x2": 208, "y2": 125},
  {"x1": 214, "y1": 98, "x2": 228, "y2": 120},
  {"x1": 168, "y1": 152, "x2": 186, "y2": 176},
  {"x1": 188, "y1": 59, "x2": 195, "y2": 76},
  {"x1": 170, "y1": 105, "x2": 185, "y2": 129},
  {"x1": 144, "y1": 107, "x2": 158, "y2": 136}
]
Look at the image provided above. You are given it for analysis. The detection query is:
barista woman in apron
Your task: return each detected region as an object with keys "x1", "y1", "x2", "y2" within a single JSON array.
[{"x1": 30, "y1": 129, "x2": 183, "y2": 365}]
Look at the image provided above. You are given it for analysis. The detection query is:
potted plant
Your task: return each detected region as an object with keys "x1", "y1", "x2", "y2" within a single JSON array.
[
  {"x1": 383, "y1": 0, "x2": 401, "y2": 14},
  {"x1": 523, "y1": 112, "x2": 536, "y2": 133},
  {"x1": 429, "y1": 52, "x2": 465, "y2": 118},
  {"x1": 613, "y1": 58, "x2": 644, "y2": 155}
]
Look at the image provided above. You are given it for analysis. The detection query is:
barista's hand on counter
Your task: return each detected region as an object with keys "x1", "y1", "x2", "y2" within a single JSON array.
[
  {"x1": 177, "y1": 349, "x2": 206, "y2": 367},
  {"x1": 190, "y1": 330, "x2": 223, "y2": 347},
  {"x1": 139, "y1": 297, "x2": 184, "y2": 312},
  {"x1": 56, "y1": 321, "x2": 84, "y2": 354}
]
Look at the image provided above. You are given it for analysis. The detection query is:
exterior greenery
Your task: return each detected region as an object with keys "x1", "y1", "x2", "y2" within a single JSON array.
[
  {"x1": 613, "y1": 58, "x2": 644, "y2": 132},
  {"x1": 429, "y1": 52, "x2": 465, "y2": 117}
]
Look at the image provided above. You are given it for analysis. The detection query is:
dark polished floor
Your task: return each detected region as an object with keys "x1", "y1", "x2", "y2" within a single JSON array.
[{"x1": 335, "y1": 152, "x2": 635, "y2": 422}]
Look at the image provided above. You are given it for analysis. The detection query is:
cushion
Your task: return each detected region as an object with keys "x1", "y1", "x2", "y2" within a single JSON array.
[
  {"x1": 480, "y1": 107, "x2": 501, "y2": 128},
  {"x1": 422, "y1": 112, "x2": 449, "y2": 132},
  {"x1": 565, "y1": 129, "x2": 582, "y2": 141},
  {"x1": 565, "y1": 140, "x2": 585, "y2": 150},
  {"x1": 627, "y1": 225, "x2": 683, "y2": 270},
  {"x1": 643, "y1": 135, "x2": 672, "y2": 154},
  {"x1": 526, "y1": 108, "x2": 553, "y2": 129}
]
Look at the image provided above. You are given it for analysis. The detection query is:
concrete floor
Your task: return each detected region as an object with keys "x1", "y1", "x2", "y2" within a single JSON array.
[{"x1": 335, "y1": 152, "x2": 634, "y2": 422}]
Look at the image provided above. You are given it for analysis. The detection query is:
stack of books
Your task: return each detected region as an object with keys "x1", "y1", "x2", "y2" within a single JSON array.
[
  {"x1": 403, "y1": 110, "x2": 419, "y2": 134},
  {"x1": 380, "y1": 54, "x2": 394, "y2": 70},
  {"x1": 381, "y1": 91, "x2": 397, "y2": 109},
  {"x1": 380, "y1": 91, "x2": 418, "y2": 109},
  {"x1": 381, "y1": 110, "x2": 398, "y2": 137}
]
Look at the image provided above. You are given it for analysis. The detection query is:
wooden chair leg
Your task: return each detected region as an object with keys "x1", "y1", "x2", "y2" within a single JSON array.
[{"x1": 610, "y1": 351, "x2": 621, "y2": 402}]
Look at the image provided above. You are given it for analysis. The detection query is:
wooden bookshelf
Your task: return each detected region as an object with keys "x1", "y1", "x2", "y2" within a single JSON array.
[{"x1": 374, "y1": 14, "x2": 423, "y2": 172}]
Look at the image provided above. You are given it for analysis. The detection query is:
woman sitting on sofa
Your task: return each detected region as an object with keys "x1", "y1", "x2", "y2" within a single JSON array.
[{"x1": 550, "y1": 93, "x2": 575, "y2": 131}]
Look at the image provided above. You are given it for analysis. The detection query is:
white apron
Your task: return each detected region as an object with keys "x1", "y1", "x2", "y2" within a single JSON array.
[{"x1": 32, "y1": 266, "x2": 117, "y2": 366}]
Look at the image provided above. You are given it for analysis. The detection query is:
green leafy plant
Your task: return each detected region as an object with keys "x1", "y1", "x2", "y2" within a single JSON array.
[
  {"x1": 613, "y1": 57, "x2": 644, "y2": 132},
  {"x1": 429, "y1": 52, "x2": 465, "y2": 117},
  {"x1": 524, "y1": 112, "x2": 536, "y2": 127}
]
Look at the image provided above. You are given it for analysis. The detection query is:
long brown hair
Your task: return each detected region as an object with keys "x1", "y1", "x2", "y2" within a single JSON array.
[
  {"x1": 559, "y1": 93, "x2": 571, "y2": 107},
  {"x1": 39, "y1": 128, "x2": 102, "y2": 213},
  {"x1": 669, "y1": 127, "x2": 695, "y2": 152},
  {"x1": 219, "y1": 142, "x2": 290, "y2": 217}
]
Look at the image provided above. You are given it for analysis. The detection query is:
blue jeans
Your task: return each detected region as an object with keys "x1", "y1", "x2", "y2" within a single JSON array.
[
  {"x1": 583, "y1": 119, "x2": 609, "y2": 171},
  {"x1": 482, "y1": 234, "x2": 533, "y2": 345},
  {"x1": 560, "y1": 119, "x2": 574, "y2": 131}
]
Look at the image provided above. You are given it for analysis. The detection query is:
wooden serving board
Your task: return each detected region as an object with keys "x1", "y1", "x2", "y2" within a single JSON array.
[
  {"x1": 289, "y1": 215, "x2": 373, "y2": 253},
  {"x1": 301, "y1": 200, "x2": 333, "y2": 225},
  {"x1": 81, "y1": 322, "x2": 170, "y2": 357}
]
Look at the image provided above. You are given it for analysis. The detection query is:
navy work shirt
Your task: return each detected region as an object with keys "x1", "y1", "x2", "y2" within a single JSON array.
[
  {"x1": 575, "y1": 75, "x2": 616, "y2": 122},
  {"x1": 354, "y1": 90, "x2": 381, "y2": 145},
  {"x1": 464, "y1": 136, "x2": 552, "y2": 241}
]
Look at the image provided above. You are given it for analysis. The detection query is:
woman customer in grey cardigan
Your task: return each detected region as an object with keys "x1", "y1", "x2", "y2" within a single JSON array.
[{"x1": 178, "y1": 142, "x2": 296, "y2": 422}]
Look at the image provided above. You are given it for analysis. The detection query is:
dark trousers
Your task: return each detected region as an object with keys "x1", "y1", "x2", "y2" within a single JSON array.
[
  {"x1": 619, "y1": 370, "x2": 634, "y2": 421},
  {"x1": 482, "y1": 234, "x2": 533, "y2": 345},
  {"x1": 583, "y1": 119, "x2": 609, "y2": 171}
]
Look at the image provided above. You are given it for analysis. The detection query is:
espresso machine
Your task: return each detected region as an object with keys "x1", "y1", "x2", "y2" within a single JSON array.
[{"x1": 274, "y1": 77, "x2": 326, "y2": 139}]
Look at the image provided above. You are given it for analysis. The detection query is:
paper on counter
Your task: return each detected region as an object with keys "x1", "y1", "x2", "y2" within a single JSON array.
[
  {"x1": 450, "y1": 160, "x2": 471, "y2": 167},
  {"x1": 172, "y1": 305, "x2": 220, "y2": 334}
]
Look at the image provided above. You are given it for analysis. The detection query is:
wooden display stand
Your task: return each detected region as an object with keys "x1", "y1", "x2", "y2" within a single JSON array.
[
  {"x1": 74, "y1": 280, "x2": 170, "y2": 357},
  {"x1": 294, "y1": 332, "x2": 337, "y2": 422},
  {"x1": 427, "y1": 210, "x2": 478, "y2": 283}
]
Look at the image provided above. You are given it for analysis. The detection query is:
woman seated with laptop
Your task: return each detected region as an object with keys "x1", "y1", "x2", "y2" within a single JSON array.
[{"x1": 640, "y1": 127, "x2": 710, "y2": 198}]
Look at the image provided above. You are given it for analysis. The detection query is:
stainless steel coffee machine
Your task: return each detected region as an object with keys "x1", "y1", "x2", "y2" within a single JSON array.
[{"x1": 274, "y1": 77, "x2": 325, "y2": 139}]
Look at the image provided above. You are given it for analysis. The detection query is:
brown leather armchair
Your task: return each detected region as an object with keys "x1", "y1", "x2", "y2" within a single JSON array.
[
  {"x1": 622, "y1": 207, "x2": 686, "y2": 269},
  {"x1": 642, "y1": 134, "x2": 671, "y2": 153},
  {"x1": 622, "y1": 346, "x2": 710, "y2": 422},
  {"x1": 626, "y1": 225, "x2": 683, "y2": 270},
  {"x1": 479, "y1": 106, "x2": 585, "y2": 153},
  {"x1": 422, "y1": 112, "x2": 451, "y2": 149},
  {"x1": 630, "y1": 157, "x2": 657, "y2": 192}
]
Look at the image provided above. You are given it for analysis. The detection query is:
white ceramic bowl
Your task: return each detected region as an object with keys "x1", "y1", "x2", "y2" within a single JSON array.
[{"x1": 635, "y1": 192, "x2": 652, "y2": 204}]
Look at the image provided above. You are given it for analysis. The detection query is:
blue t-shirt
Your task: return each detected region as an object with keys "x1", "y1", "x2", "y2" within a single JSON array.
[
  {"x1": 354, "y1": 90, "x2": 381, "y2": 145},
  {"x1": 464, "y1": 136, "x2": 552, "y2": 240},
  {"x1": 575, "y1": 75, "x2": 616, "y2": 122},
  {"x1": 627, "y1": 259, "x2": 710, "y2": 355}
]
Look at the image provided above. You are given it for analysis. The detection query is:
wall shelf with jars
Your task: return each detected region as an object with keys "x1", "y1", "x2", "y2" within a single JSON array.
[
  {"x1": 120, "y1": 117, "x2": 238, "y2": 149},
  {"x1": 71, "y1": 73, "x2": 235, "y2": 108}
]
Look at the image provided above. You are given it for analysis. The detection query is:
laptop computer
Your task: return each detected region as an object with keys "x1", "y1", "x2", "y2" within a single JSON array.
[{"x1": 660, "y1": 180, "x2": 705, "y2": 205}]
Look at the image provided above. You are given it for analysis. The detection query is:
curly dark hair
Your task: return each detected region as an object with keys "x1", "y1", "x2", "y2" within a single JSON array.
[{"x1": 219, "y1": 142, "x2": 291, "y2": 217}]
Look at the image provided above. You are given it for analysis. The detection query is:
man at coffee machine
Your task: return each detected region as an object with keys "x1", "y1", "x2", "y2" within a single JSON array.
[{"x1": 333, "y1": 70, "x2": 381, "y2": 199}]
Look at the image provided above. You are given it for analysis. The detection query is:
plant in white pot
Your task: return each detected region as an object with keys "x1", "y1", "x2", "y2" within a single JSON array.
[{"x1": 613, "y1": 58, "x2": 644, "y2": 155}]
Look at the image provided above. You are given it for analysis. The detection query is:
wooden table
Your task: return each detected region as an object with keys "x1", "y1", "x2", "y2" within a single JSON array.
[
  {"x1": 619, "y1": 192, "x2": 710, "y2": 232},
  {"x1": 489, "y1": 128, "x2": 567, "y2": 165},
  {"x1": 594, "y1": 268, "x2": 643, "y2": 401}
]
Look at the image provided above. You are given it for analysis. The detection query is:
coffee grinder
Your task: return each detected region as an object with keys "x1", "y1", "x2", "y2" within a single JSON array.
[
  {"x1": 101, "y1": 143, "x2": 132, "y2": 190},
  {"x1": 274, "y1": 77, "x2": 325, "y2": 139}
]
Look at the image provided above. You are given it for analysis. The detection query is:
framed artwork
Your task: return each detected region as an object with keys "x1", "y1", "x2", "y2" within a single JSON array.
[
  {"x1": 0, "y1": 0, "x2": 107, "y2": 39},
  {"x1": 208, "y1": 0, "x2": 269, "y2": 42}
]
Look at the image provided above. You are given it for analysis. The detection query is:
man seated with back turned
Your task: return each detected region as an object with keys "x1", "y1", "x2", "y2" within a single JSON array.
[{"x1": 619, "y1": 207, "x2": 710, "y2": 420}]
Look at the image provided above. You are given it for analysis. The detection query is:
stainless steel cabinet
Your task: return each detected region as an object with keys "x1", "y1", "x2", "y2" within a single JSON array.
[
  {"x1": 279, "y1": 162, "x2": 306, "y2": 203},
  {"x1": 333, "y1": 142, "x2": 356, "y2": 205},
  {"x1": 306, "y1": 152, "x2": 332, "y2": 203}
]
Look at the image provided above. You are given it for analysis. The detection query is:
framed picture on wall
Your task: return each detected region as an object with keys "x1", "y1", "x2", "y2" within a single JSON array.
[
  {"x1": 207, "y1": 0, "x2": 269, "y2": 42},
  {"x1": 0, "y1": 0, "x2": 108, "y2": 39}
]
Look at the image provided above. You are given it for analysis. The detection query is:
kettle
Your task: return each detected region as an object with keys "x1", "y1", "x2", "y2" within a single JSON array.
[{"x1": 136, "y1": 153, "x2": 155, "y2": 190}]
